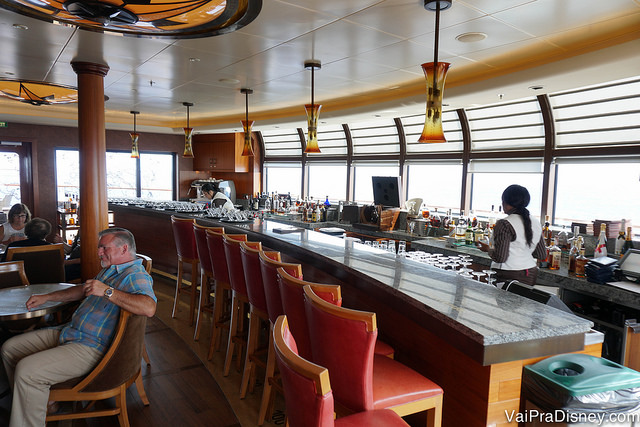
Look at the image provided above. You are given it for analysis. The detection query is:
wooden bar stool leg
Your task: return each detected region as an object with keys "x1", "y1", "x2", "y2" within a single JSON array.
[
  {"x1": 134, "y1": 373, "x2": 150, "y2": 406},
  {"x1": 258, "y1": 324, "x2": 276, "y2": 425},
  {"x1": 235, "y1": 302, "x2": 247, "y2": 371},
  {"x1": 172, "y1": 256, "x2": 184, "y2": 318},
  {"x1": 208, "y1": 281, "x2": 226, "y2": 360},
  {"x1": 194, "y1": 272, "x2": 208, "y2": 341},
  {"x1": 189, "y1": 260, "x2": 199, "y2": 326},
  {"x1": 240, "y1": 307, "x2": 260, "y2": 398},
  {"x1": 223, "y1": 291, "x2": 241, "y2": 376}
]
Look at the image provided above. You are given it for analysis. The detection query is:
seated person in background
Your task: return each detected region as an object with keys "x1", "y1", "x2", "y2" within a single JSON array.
[
  {"x1": 0, "y1": 203, "x2": 31, "y2": 246},
  {"x1": 52, "y1": 232, "x2": 82, "y2": 282},
  {"x1": 0, "y1": 227, "x2": 156, "y2": 427},
  {"x1": 201, "y1": 182, "x2": 234, "y2": 210},
  {"x1": 0, "y1": 217, "x2": 52, "y2": 262}
]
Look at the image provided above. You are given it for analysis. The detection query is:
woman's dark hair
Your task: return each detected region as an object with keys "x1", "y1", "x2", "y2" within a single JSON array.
[
  {"x1": 502, "y1": 184, "x2": 533, "y2": 246},
  {"x1": 201, "y1": 182, "x2": 219, "y2": 194},
  {"x1": 8, "y1": 203, "x2": 31, "y2": 224}
]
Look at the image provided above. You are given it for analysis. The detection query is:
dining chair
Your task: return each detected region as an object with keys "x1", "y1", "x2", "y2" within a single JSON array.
[
  {"x1": 239, "y1": 240, "x2": 269, "y2": 398},
  {"x1": 170, "y1": 216, "x2": 199, "y2": 325},
  {"x1": 303, "y1": 285, "x2": 443, "y2": 426},
  {"x1": 256, "y1": 251, "x2": 303, "y2": 425},
  {"x1": 46, "y1": 310, "x2": 147, "y2": 426},
  {"x1": 193, "y1": 223, "x2": 224, "y2": 341},
  {"x1": 222, "y1": 233, "x2": 251, "y2": 376},
  {"x1": 5, "y1": 244, "x2": 65, "y2": 285},
  {"x1": 273, "y1": 315, "x2": 409, "y2": 427},
  {"x1": 0, "y1": 260, "x2": 30, "y2": 288},
  {"x1": 276, "y1": 268, "x2": 394, "y2": 360},
  {"x1": 205, "y1": 228, "x2": 232, "y2": 359}
]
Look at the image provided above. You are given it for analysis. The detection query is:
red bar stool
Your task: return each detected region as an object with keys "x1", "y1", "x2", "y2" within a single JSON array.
[
  {"x1": 256, "y1": 251, "x2": 303, "y2": 425},
  {"x1": 170, "y1": 215, "x2": 199, "y2": 324},
  {"x1": 193, "y1": 223, "x2": 224, "y2": 341},
  {"x1": 277, "y1": 268, "x2": 394, "y2": 360},
  {"x1": 205, "y1": 228, "x2": 232, "y2": 359},
  {"x1": 273, "y1": 315, "x2": 409, "y2": 427},
  {"x1": 303, "y1": 285, "x2": 443, "y2": 426},
  {"x1": 239, "y1": 241, "x2": 270, "y2": 398},
  {"x1": 222, "y1": 233, "x2": 252, "y2": 376}
]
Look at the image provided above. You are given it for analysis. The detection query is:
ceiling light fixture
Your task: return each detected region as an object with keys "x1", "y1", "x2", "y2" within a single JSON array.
[
  {"x1": 240, "y1": 88, "x2": 254, "y2": 157},
  {"x1": 130, "y1": 111, "x2": 140, "y2": 158},
  {"x1": 0, "y1": 79, "x2": 77, "y2": 105},
  {"x1": 0, "y1": 0, "x2": 261, "y2": 38},
  {"x1": 419, "y1": 0, "x2": 452, "y2": 143},
  {"x1": 304, "y1": 59, "x2": 322, "y2": 154},
  {"x1": 455, "y1": 32, "x2": 487, "y2": 43},
  {"x1": 182, "y1": 102, "x2": 194, "y2": 158}
]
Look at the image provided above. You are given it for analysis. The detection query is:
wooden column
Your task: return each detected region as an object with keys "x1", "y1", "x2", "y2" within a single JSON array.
[{"x1": 72, "y1": 61, "x2": 110, "y2": 280}]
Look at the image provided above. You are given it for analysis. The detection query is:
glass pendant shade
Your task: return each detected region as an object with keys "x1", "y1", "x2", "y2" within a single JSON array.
[
  {"x1": 419, "y1": 61, "x2": 450, "y2": 143},
  {"x1": 183, "y1": 127, "x2": 194, "y2": 158},
  {"x1": 241, "y1": 119, "x2": 255, "y2": 156},
  {"x1": 304, "y1": 103, "x2": 322, "y2": 153},
  {"x1": 130, "y1": 132, "x2": 140, "y2": 158}
]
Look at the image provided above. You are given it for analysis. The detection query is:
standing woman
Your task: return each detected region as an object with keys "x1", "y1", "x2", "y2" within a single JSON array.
[
  {"x1": 0, "y1": 203, "x2": 31, "y2": 245},
  {"x1": 201, "y1": 182, "x2": 234, "y2": 210},
  {"x1": 477, "y1": 185, "x2": 546, "y2": 286}
]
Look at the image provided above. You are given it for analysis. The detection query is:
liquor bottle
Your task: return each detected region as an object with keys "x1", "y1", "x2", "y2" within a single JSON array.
[
  {"x1": 315, "y1": 204, "x2": 321, "y2": 222},
  {"x1": 594, "y1": 223, "x2": 608, "y2": 258},
  {"x1": 488, "y1": 205, "x2": 497, "y2": 230},
  {"x1": 465, "y1": 223, "x2": 474, "y2": 245},
  {"x1": 311, "y1": 204, "x2": 317, "y2": 222},
  {"x1": 568, "y1": 237, "x2": 580, "y2": 274},
  {"x1": 575, "y1": 249, "x2": 588, "y2": 278},
  {"x1": 470, "y1": 210, "x2": 478, "y2": 228},
  {"x1": 542, "y1": 215, "x2": 551, "y2": 246},
  {"x1": 615, "y1": 230, "x2": 626, "y2": 256},
  {"x1": 557, "y1": 225, "x2": 568, "y2": 249},
  {"x1": 430, "y1": 209, "x2": 441, "y2": 228},
  {"x1": 474, "y1": 224, "x2": 485, "y2": 243},
  {"x1": 549, "y1": 238, "x2": 562, "y2": 270},
  {"x1": 455, "y1": 215, "x2": 466, "y2": 241},
  {"x1": 623, "y1": 226, "x2": 634, "y2": 255},
  {"x1": 323, "y1": 196, "x2": 331, "y2": 208}
]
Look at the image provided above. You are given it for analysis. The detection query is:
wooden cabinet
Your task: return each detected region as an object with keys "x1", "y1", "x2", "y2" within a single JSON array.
[{"x1": 193, "y1": 133, "x2": 249, "y2": 172}]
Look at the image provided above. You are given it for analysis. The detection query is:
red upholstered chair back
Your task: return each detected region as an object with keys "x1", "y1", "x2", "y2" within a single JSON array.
[
  {"x1": 205, "y1": 228, "x2": 227, "y2": 283},
  {"x1": 276, "y1": 268, "x2": 342, "y2": 361},
  {"x1": 222, "y1": 234, "x2": 249, "y2": 296},
  {"x1": 171, "y1": 216, "x2": 198, "y2": 260},
  {"x1": 193, "y1": 224, "x2": 223, "y2": 275},
  {"x1": 273, "y1": 315, "x2": 335, "y2": 427},
  {"x1": 303, "y1": 284, "x2": 377, "y2": 412},
  {"x1": 239, "y1": 241, "x2": 266, "y2": 312},
  {"x1": 259, "y1": 251, "x2": 302, "y2": 324}
]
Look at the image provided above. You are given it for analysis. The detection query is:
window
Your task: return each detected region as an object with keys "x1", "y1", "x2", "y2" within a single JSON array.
[
  {"x1": 469, "y1": 160, "x2": 543, "y2": 217},
  {"x1": 0, "y1": 151, "x2": 21, "y2": 206},
  {"x1": 265, "y1": 163, "x2": 302, "y2": 198},
  {"x1": 403, "y1": 110, "x2": 463, "y2": 153},
  {"x1": 350, "y1": 119, "x2": 399, "y2": 155},
  {"x1": 554, "y1": 159, "x2": 640, "y2": 230},
  {"x1": 307, "y1": 163, "x2": 347, "y2": 201},
  {"x1": 306, "y1": 124, "x2": 347, "y2": 158},
  {"x1": 55, "y1": 149, "x2": 175, "y2": 202},
  {"x1": 140, "y1": 153, "x2": 174, "y2": 200},
  {"x1": 406, "y1": 163, "x2": 462, "y2": 212},
  {"x1": 262, "y1": 129, "x2": 302, "y2": 157},
  {"x1": 352, "y1": 163, "x2": 400, "y2": 203}
]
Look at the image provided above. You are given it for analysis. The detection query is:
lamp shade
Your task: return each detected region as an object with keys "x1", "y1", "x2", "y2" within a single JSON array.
[
  {"x1": 304, "y1": 103, "x2": 322, "y2": 153},
  {"x1": 183, "y1": 127, "x2": 194, "y2": 158},
  {"x1": 419, "y1": 61, "x2": 450, "y2": 143},
  {"x1": 130, "y1": 132, "x2": 140, "y2": 158},
  {"x1": 241, "y1": 119, "x2": 255, "y2": 156}
]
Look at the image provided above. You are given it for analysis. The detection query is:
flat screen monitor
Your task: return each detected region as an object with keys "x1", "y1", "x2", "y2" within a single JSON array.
[
  {"x1": 218, "y1": 180, "x2": 236, "y2": 202},
  {"x1": 372, "y1": 176, "x2": 401, "y2": 207}
]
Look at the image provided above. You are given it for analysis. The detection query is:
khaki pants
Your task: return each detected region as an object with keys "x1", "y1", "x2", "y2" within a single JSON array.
[{"x1": 1, "y1": 328, "x2": 102, "y2": 427}]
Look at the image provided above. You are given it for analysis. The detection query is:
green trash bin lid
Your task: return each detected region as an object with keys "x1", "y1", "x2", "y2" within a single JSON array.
[{"x1": 524, "y1": 353, "x2": 640, "y2": 396}]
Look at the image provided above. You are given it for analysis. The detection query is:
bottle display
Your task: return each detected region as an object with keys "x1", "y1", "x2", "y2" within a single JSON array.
[
  {"x1": 575, "y1": 249, "x2": 588, "y2": 278},
  {"x1": 594, "y1": 223, "x2": 608, "y2": 258},
  {"x1": 549, "y1": 238, "x2": 562, "y2": 270}
]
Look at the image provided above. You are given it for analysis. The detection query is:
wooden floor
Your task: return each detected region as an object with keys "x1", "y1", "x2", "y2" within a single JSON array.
[{"x1": 0, "y1": 273, "x2": 286, "y2": 427}]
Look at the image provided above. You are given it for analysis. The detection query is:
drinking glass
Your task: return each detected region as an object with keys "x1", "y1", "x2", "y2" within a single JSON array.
[
  {"x1": 397, "y1": 241, "x2": 407, "y2": 257},
  {"x1": 379, "y1": 240, "x2": 388, "y2": 251},
  {"x1": 483, "y1": 269, "x2": 497, "y2": 286},
  {"x1": 472, "y1": 271, "x2": 486, "y2": 282}
]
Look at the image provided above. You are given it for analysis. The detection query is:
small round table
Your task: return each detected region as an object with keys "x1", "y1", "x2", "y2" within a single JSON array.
[{"x1": 0, "y1": 283, "x2": 76, "y2": 321}]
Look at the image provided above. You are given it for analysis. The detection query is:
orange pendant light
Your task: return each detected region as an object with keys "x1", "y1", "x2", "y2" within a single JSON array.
[
  {"x1": 304, "y1": 60, "x2": 322, "y2": 154},
  {"x1": 182, "y1": 102, "x2": 194, "y2": 158},
  {"x1": 240, "y1": 88, "x2": 255, "y2": 156},
  {"x1": 130, "y1": 110, "x2": 140, "y2": 158}
]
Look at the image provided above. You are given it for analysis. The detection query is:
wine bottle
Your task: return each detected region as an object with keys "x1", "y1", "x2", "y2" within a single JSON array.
[
  {"x1": 623, "y1": 226, "x2": 634, "y2": 255},
  {"x1": 575, "y1": 249, "x2": 588, "y2": 278},
  {"x1": 488, "y1": 205, "x2": 497, "y2": 230},
  {"x1": 615, "y1": 230, "x2": 626, "y2": 256},
  {"x1": 543, "y1": 215, "x2": 551, "y2": 246},
  {"x1": 594, "y1": 223, "x2": 607, "y2": 258}
]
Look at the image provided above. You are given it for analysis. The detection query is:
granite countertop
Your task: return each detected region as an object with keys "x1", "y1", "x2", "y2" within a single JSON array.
[{"x1": 221, "y1": 218, "x2": 592, "y2": 354}]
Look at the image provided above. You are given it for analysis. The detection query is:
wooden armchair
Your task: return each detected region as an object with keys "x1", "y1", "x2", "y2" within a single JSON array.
[
  {"x1": 5, "y1": 244, "x2": 65, "y2": 284},
  {"x1": 46, "y1": 310, "x2": 147, "y2": 426},
  {"x1": 0, "y1": 260, "x2": 30, "y2": 288}
]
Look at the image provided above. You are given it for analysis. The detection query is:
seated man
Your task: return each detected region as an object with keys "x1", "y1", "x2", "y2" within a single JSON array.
[
  {"x1": 0, "y1": 217, "x2": 52, "y2": 262},
  {"x1": 1, "y1": 227, "x2": 156, "y2": 427}
]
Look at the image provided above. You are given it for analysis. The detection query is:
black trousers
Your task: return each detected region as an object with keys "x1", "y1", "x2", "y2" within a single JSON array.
[{"x1": 494, "y1": 267, "x2": 538, "y2": 286}]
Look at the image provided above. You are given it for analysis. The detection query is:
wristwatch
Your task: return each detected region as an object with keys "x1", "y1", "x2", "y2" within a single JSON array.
[{"x1": 104, "y1": 287, "x2": 114, "y2": 299}]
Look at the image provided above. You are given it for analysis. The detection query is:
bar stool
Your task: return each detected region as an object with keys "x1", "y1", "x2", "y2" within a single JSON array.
[
  {"x1": 193, "y1": 223, "x2": 224, "y2": 341},
  {"x1": 256, "y1": 251, "x2": 303, "y2": 425},
  {"x1": 205, "y1": 228, "x2": 232, "y2": 359},
  {"x1": 170, "y1": 216, "x2": 199, "y2": 325},
  {"x1": 222, "y1": 233, "x2": 252, "y2": 376},
  {"x1": 239, "y1": 241, "x2": 270, "y2": 398},
  {"x1": 303, "y1": 285, "x2": 443, "y2": 426},
  {"x1": 276, "y1": 268, "x2": 394, "y2": 360},
  {"x1": 273, "y1": 315, "x2": 409, "y2": 427}
]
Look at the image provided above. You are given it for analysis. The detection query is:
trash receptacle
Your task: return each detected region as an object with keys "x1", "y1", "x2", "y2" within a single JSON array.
[{"x1": 521, "y1": 354, "x2": 640, "y2": 426}]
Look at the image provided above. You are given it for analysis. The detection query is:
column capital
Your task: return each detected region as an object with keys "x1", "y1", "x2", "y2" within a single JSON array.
[{"x1": 71, "y1": 61, "x2": 110, "y2": 77}]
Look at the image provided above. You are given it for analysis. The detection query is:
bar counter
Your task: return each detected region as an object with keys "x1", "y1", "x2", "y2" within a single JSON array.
[{"x1": 110, "y1": 204, "x2": 597, "y2": 426}]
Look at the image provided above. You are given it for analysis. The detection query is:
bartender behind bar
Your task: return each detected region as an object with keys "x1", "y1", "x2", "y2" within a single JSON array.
[{"x1": 201, "y1": 182, "x2": 234, "y2": 211}]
